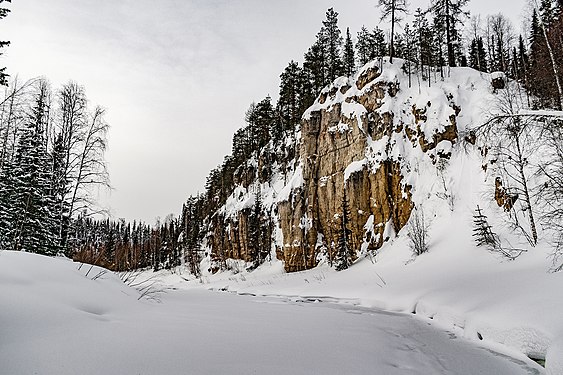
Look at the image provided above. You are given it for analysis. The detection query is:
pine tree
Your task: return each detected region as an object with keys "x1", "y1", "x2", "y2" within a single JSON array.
[
  {"x1": 303, "y1": 41, "x2": 326, "y2": 96},
  {"x1": 372, "y1": 27, "x2": 388, "y2": 62},
  {"x1": 277, "y1": 61, "x2": 306, "y2": 134},
  {"x1": 342, "y1": 27, "x2": 355, "y2": 76},
  {"x1": 377, "y1": 0, "x2": 408, "y2": 63}
]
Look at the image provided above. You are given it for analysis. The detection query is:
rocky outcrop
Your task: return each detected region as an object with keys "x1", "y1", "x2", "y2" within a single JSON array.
[
  {"x1": 276, "y1": 61, "x2": 459, "y2": 272},
  {"x1": 209, "y1": 60, "x2": 466, "y2": 273}
]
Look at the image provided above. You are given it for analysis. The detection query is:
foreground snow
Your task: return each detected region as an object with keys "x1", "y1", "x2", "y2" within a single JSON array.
[{"x1": 0, "y1": 251, "x2": 546, "y2": 374}]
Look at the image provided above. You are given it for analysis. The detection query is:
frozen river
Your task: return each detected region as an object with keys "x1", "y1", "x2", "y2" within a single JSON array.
[
  {"x1": 5, "y1": 288, "x2": 542, "y2": 375},
  {"x1": 0, "y1": 253, "x2": 543, "y2": 375}
]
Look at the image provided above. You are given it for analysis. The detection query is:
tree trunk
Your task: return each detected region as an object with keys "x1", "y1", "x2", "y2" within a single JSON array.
[
  {"x1": 390, "y1": 0, "x2": 395, "y2": 63},
  {"x1": 536, "y1": 0, "x2": 563, "y2": 110}
]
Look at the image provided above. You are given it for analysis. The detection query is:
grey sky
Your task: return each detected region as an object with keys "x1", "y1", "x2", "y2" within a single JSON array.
[{"x1": 1, "y1": 0, "x2": 526, "y2": 223}]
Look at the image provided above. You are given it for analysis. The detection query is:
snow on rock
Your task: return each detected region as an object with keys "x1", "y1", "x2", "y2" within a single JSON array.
[{"x1": 344, "y1": 158, "x2": 367, "y2": 181}]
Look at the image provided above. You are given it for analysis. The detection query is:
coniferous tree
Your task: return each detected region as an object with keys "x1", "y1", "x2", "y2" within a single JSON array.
[
  {"x1": 3, "y1": 80, "x2": 59, "y2": 254},
  {"x1": 356, "y1": 26, "x2": 374, "y2": 66},
  {"x1": 335, "y1": 191, "x2": 354, "y2": 271},
  {"x1": 247, "y1": 193, "x2": 269, "y2": 269},
  {"x1": 431, "y1": 16, "x2": 446, "y2": 77},
  {"x1": 321, "y1": 8, "x2": 344, "y2": 83},
  {"x1": 372, "y1": 27, "x2": 388, "y2": 62},
  {"x1": 377, "y1": 0, "x2": 408, "y2": 63},
  {"x1": 303, "y1": 41, "x2": 327, "y2": 96},
  {"x1": 429, "y1": 0, "x2": 470, "y2": 67},
  {"x1": 529, "y1": 0, "x2": 563, "y2": 109},
  {"x1": 277, "y1": 61, "x2": 306, "y2": 135},
  {"x1": 355, "y1": 26, "x2": 387, "y2": 66},
  {"x1": 413, "y1": 8, "x2": 433, "y2": 80},
  {"x1": 516, "y1": 35, "x2": 529, "y2": 84},
  {"x1": 343, "y1": 27, "x2": 356, "y2": 76},
  {"x1": 468, "y1": 37, "x2": 488, "y2": 72},
  {"x1": 402, "y1": 23, "x2": 417, "y2": 87},
  {"x1": 393, "y1": 32, "x2": 407, "y2": 59}
]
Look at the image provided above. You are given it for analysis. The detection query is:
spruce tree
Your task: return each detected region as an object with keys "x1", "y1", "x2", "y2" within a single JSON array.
[
  {"x1": 356, "y1": 26, "x2": 374, "y2": 66},
  {"x1": 343, "y1": 27, "x2": 355, "y2": 76},
  {"x1": 335, "y1": 191, "x2": 354, "y2": 271},
  {"x1": 468, "y1": 37, "x2": 488, "y2": 72},
  {"x1": 372, "y1": 27, "x2": 388, "y2": 62},
  {"x1": 516, "y1": 35, "x2": 528, "y2": 83},
  {"x1": 247, "y1": 195, "x2": 262, "y2": 269},
  {"x1": 321, "y1": 8, "x2": 344, "y2": 83},
  {"x1": 6, "y1": 81, "x2": 59, "y2": 254},
  {"x1": 429, "y1": 0, "x2": 470, "y2": 67},
  {"x1": 277, "y1": 61, "x2": 306, "y2": 134},
  {"x1": 303, "y1": 41, "x2": 327, "y2": 96}
]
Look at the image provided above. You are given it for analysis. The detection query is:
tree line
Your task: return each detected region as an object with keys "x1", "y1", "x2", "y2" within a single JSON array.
[{"x1": 0, "y1": 79, "x2": 109, "y2": 256}]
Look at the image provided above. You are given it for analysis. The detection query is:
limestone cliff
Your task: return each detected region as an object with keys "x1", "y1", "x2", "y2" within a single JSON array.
[{"x1": 209, "y1": 59, "x2": 488, "y2": 273}]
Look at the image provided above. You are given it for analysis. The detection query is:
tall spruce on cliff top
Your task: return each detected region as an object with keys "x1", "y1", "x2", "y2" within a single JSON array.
[
  {"x1": 528, "y1": 0, "x2": 563, "y2": 109},
  {"x1": 343, "y1": 27, "x2": 356, "y2": 77}
]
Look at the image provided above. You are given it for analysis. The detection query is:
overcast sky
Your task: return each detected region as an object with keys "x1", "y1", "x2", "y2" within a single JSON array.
[{"x1": 0, "y1": 0, "x2": 526, "y2": 224}]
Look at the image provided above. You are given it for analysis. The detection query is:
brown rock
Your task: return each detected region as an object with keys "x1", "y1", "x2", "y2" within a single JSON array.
[
  {"x1": 356, "y1": 65, "x2": 381, "y2": 90},
  {"x1": 495, "y1": 177, "x2": 518, "y2": 211}
]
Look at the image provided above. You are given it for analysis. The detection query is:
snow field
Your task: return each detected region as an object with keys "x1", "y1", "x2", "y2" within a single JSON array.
[{"x1": 0, "y1": 250, "x2": 547, "y2": 374}]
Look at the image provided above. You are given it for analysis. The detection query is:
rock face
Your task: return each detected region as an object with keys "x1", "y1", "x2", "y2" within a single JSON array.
[
  {"x1": 275, "y1": 61, "x2": 459, "y2": 272},
  {"x1": 209, "y1": 59, "x2": 468, "y2": 273}
]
